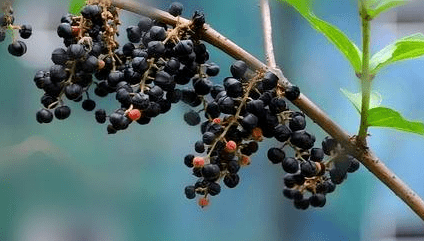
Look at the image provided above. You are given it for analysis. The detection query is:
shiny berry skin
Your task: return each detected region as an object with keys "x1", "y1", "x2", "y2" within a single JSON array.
[
  {"x1": 262, "y1": 71, "x2": 278, "y2": 90},
  {"x1": 54, "y1": 106, "x2": 71, "y2": 120},
  {"x1": 310, "y1": 148, "x2": 325, "y2": 162},
  {"x1": 202, "y1": 132, "x2": 216, "y2": 145},
  {"x1": 127, "y1": 109, "x2": 141, "y2": 121},
  {"x1": 289, "y1": 115, "x2": 306, "y2": 131},
  {"x1": 184, "y1": 110, "x2": 201, "y2": 126},
  {"x1": 309, "y1": 194, "x2": 326, "y2": 207},
  {"x1": 223, "y1": 173, "x2": 240, "y2": 188},
  {"x1": 208, "y1": 182, "x2": 221, "y2": 196},
  {"x1": 267, "y1": 147, "x2": 285, "y2": 164},
  {"x1": 294, "y1": 198, "x2": 310, "y2": 210},
  {"x1": 230, "y1": 60, "x2": 247, "y2": 79},
  {"x1": 285, "y1": 85, "x2": 300, "y2": 101},
  {"x1": 290, "y1": 130, "x2": 316, "y2": 150},
  {"x1": 201, "y1": 164, "x2": 220, "y2": 181},
  {"x1": 19, "y1": 24, "x2": 32, "y2": 39},
  {"x1": 184, "y1": 186, "x2": 196, "y2": 199},
  {"x1": 168, "y1": 2, "x2": 183, "y2": 16},
  {"x1": 82, "y1": 99, "x2": 96, "y2": 111},
  {"x1": 300, "y1": 161, "x2": 317, "y2": 177},
  {"x1": 281, "y1": 157, "x2": 299, "y2": 173},
  {"x1": 347, "y1": 158, "x2": 360, "y2": 173},
  {"x1": 194, "y1": 141, "x2": 205, "y2": 153},
  {"x1": 36, "y1": 108, "x2": 54, "y2": 123},
  {"x1": 95, "y1": 109, "x2": 106, "y2": 124},
  {"x1": 322, "y1": 136, "x2": 338, "y2": 155},
  {"x1": 8, "y1": 41, "x2": 27, "y2": 56},
  {"x1": 184, "y1": 154, "x2": 195, "y2": 168}
]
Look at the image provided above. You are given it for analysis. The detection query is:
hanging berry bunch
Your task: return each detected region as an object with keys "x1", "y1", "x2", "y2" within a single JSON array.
[
  {"x1": 33, "y1": 0, "x2": 210, "y2": 134},
  {"x1": 0, "y1": 1, "x2": 32, "y2": 56},
  {"x1": 181, "y1": 59, "x2": 361, "y2": 209},
  {"x1": 31, "y1": 0, "x2": 362, "y2": 210}
]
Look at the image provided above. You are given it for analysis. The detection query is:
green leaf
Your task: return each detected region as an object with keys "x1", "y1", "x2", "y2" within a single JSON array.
[
  {"x1": 370, "y1": 33, "x2": 424, "y2": 74},
  {"x1": 277, "y1": 0, "x2": 363, "y2": 73},
  {"x1": 69, "y1": 0, "x2": 86, "y2": 15},
  {"x1": 367, "y1": 107, "x2": 424, "y2": 135},
  {"x1": 364, "y1": 0, "x2": 407, "y2": 19},
  {"x1": 340, "y1": 88, "x2": 382, "y2": 113}
]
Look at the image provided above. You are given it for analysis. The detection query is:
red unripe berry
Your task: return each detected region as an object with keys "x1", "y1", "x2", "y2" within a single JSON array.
[
  {"x1": 128, "y1": 109, "x2": 142, "y2": 121},
  {"x1": 72, "y1": 26, "x2": 80, "y2": 36},
  {"x1": 193, "y1": 157, "x2": 205, "y2": 168},
  {"x1": 198, "y1": 197, "x2": 209, "y2": 208},
  {"x1": 240, "y1": 154, "x2": 251, "y2": 166},
  {"x1": 251, "y1": 127, "x2": 263, "y2": 141},
  {"x1": 98, "y1": 60, "x2": 105, "y2": 69},
  {"x1": 225, "y1": 140, "x2": 237, "y2": 152},
  {"x1": 212, "y1": 118, "x2": 221, "y2": 124}
]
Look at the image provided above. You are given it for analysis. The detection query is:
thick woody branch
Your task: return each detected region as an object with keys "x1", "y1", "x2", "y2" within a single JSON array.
[{"x1": 110, "y1": 0, "x2": 424, "y2": 221}]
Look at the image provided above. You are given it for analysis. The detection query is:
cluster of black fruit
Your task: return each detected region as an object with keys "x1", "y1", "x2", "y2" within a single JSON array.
[
  {"x1": 0, "y1": 4, "x2": 32, "y2": 56},
  {"x1": 29, "y1": 1, "x2": 361, "y2": 209},
  {"x1": 182, "y1": 58, "x2": 308, "y2": 207},
  {"x1": 271, "y1": 132, "x2": 360, "y2": 210},
  {"x1": 33, "y1": 1, "x2": 208, "y2": 132},
  {"x1": 181, "y1": 59, "x2": 361, "y2": 208}
]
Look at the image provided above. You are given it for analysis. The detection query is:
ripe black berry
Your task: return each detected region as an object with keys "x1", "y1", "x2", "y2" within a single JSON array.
[
  {"x1": 36, "y1": 108, "x2": 53, "y2": 123},
  {"x1": 184, "y1": 185, "x2": 196, "y2": 199},
  {"x1": 184, "y1": 110, "x2": 201, "y2": 126},
  {"x1": 294, "y1": 198, "x2": 309, "y2": 210},
  {"x1": 230, "y1": 60, "x2": 247, "y2": 79},
  {"x1": 19, "y1": 24, "x2": 32, "y2": 39},
  {"x1": 184, "y1": 154, "x2": 195, "y2": 168},
  {"x1": 194, "y1": 140, "x2": 205, "y2": 153},
  {"x1": 281, "y1": 157, "x2": 299, "y2": 173},
  {"x1": 54, "y1": 106, "x2": 71, "y2": 120},
  {"x1": 208, "y1": 182, "x2": 221, "y2": 196},
  {"x1": 310, "y1": 148, "x2": 324, "y2": 162},
  {"x1": 309, "y1": 194, "x2": 326, "y2": 207},
  {"x1": 82, "y1": 99, "x2": 96, "y2": 111},
  {"x1": 290, "y1": 130, "x2": 316, "y2": 150},
  {"x1": 168, "y1": 2, "x2": 183, "y2": 16},
  {"x1": 267, "y1": 147, "x2": 285, "y2": 164},
  {"x1": 202, "y1": 132, "x2": 216, "y2": 145},
  {"x1": 201, "y1": 164, "x2": 220, "y2": 181},
  {"x1": 285, "y1": 85, "x2": 300, "y2": 101},
  {"x1": 223, "y1": 173, "x2": 240, "y2": 188},
  {"x1": 289, "y1": 115, "x2": 306, "y2": 131},
  {"x1": 95, "y1": 109, "x2": 106, "y2": 123},
  {"x1": 8, "y1": 41, "x2": 27, "y2": 56},
  {"x1": 300, "y1": 161, "x2": 317, "y2": 177}
]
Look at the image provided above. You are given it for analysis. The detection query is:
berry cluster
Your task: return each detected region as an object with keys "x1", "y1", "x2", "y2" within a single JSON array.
[
  {"x1": 33, "y1": 1, "x2": 209, "y2": 134},
  {"x1": 0, "y1": 2, "x2": 32, "y2": 56},
  {"x1": 30, "y1": 1, "x2": 361, "y2": 210},
  {"x1": 273, "y1": 132, "x2": 360, "y2": 210},
  {"x1": 182, "y1": 59, "x2": 308, "y2": 207}
]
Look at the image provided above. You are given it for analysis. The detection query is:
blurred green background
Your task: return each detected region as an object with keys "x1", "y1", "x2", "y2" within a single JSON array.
[{"x1": 0, "y1": 0, "x2": 424, "y2": 240}]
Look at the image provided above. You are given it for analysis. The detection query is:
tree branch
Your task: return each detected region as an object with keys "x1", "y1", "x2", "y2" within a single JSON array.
[
  {"x1": 260, "y1": 0, "x2": 277, "y2": 68},
  {"x1": 110, "y1": 0, "x2": 424, "y2": 221}
]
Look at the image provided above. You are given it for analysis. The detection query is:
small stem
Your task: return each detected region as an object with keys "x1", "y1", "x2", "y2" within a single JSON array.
[{"x1": 358, "y1": 4, "x2": 372, "y2": 146}]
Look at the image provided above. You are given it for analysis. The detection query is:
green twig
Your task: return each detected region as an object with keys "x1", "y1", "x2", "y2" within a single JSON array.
[{"x1": 358, "y1": 3, "x2": 372, "y2": 146}]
